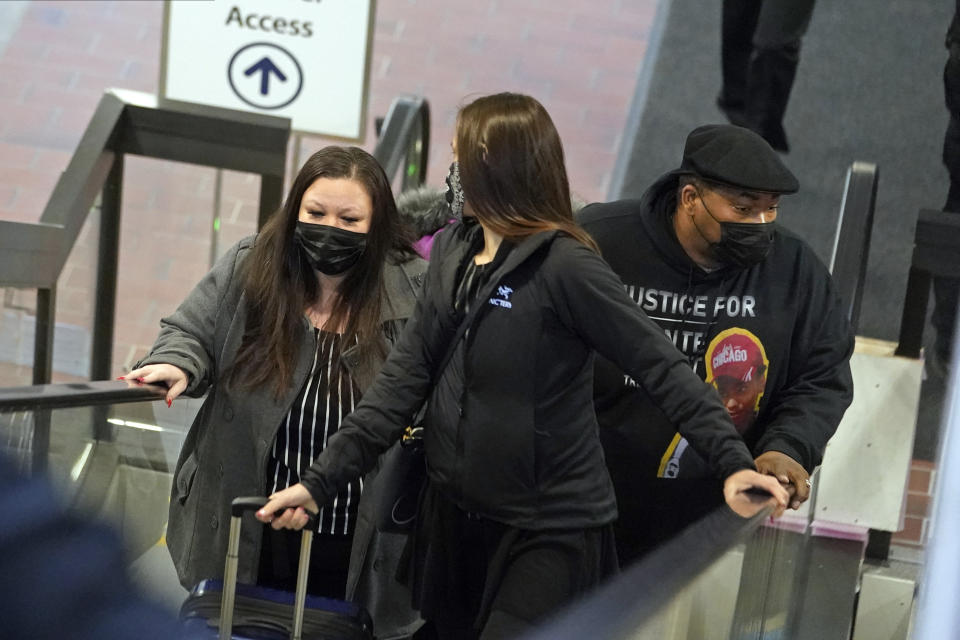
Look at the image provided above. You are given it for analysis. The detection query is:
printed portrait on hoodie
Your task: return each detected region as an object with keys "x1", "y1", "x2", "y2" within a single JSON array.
[
  {"x1": 659, "y1": 328, "x2": 769, "y2": 478},
  {"x1": 705, "y1": 328, "x2": 769, "y2": 433}
]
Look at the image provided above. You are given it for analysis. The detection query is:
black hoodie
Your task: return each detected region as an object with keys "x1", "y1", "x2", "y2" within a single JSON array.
[{"x1": 578, "y1": 173, "x2": 854, "y2": 483}]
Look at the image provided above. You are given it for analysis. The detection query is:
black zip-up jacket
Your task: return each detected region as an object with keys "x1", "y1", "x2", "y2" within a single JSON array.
[
  {"x1": 578, "y1": 173, "x2": 854, "y2": 480},
  {"x1": 301, "y1": 220, "x2": 756, "y2": 529}
]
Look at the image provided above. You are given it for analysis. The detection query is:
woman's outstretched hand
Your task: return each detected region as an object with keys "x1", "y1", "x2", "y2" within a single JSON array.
[
  {"x1": 121, "y1": 364, "x2": 188, "y2": 406},
  {"x1": 723, "y1": 469, "x2": 789, "y2": 519},
  {"x1": 256, "y1": 483, "x2": 320, "y2": 531}
]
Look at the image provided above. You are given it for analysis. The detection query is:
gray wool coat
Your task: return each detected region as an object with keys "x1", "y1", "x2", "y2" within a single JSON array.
[{"x1": 138, "y1": 236, "x2": 426, "y2": 639}]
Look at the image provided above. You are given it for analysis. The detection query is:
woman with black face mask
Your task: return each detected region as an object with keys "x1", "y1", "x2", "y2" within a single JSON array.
[{"x1": 123, "y1": 146, "x2": 426, "y2": 638}]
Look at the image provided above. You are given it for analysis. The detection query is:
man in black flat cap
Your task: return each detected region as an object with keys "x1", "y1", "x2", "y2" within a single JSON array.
[{"x1": 578, "y1": 124, "x2": 854, "y2": 565}]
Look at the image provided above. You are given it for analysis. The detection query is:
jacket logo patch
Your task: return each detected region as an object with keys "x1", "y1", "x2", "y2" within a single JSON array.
[{"x1": 490, "y1": 285, "x2": 514, "y2": 309}]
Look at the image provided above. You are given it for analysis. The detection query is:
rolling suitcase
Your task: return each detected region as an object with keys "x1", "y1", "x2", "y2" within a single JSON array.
[{"x1": 180, "y1": 497, "x2": 374, "y2": 640}]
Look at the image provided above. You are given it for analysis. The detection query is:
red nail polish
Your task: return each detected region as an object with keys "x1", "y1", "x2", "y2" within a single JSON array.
[
  {"x1": 166, "y1": 399, "x2": 172, "y2": 408},
  {"x1": 116, "y1": 377, "x2": 125, "y2": 380}
]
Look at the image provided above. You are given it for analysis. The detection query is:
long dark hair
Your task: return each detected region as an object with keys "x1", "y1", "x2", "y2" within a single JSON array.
[
  {"x1": 230, "y1": 146, "x2": 413, "y2": 396},
  {"x1": 455, "y1": 93, "x2": 598, "y2": 250}
]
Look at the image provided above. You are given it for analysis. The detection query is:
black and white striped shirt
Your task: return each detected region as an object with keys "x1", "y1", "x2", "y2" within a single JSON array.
[{"x1": 267, "y1": 330, "x2": 362, "y2": 536}]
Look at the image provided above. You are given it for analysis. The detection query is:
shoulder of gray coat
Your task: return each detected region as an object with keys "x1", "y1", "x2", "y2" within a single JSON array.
[
  {"x1": 234, "y1": 234, "x2": 257, "y2": 257},
  {"x1": 209, "y1": 234, "x2": 258, "y2": 274},
  {"x1": 394, "y1": 252, "x2": 428, "y2": 289},
  {"x1": 380, "y1": 254, "x2": 426, "y2": 322}
]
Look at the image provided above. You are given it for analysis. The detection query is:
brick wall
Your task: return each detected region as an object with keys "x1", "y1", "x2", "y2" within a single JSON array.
[
  {"x1": 892, "y1": 459, "x2": 936, "y2": 550},
  {"x1": 0, "y1": 0, "x2": 655, "y2": 385}
]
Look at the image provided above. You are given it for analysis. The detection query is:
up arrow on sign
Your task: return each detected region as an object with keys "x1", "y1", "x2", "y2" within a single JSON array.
[{"x1": 245, "y1": 57, "x2": 287, "y2": 96}]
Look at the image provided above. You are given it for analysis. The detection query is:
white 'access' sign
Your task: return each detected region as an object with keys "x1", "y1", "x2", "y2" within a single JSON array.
[{"x1": 161, "y1": 0, "x2": 374, "y2": 139}]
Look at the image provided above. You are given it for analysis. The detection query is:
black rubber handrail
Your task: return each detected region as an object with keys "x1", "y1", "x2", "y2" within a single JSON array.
[
  {"x1": 829, "y1": 161, "x2": 878, "y2": 335},
  {"x1": 373, "y1": 95, "x2": 430, "y2": 192},
  {"x1": 0, "y1": 380, "x2": 166, "y2": 412},
  {"x1": 526, "y1": 496, "x2": 776, "y2": 640}
]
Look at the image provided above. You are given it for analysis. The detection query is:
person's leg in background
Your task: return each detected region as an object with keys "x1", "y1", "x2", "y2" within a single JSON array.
[
  {"x1": 718, "y1": 0, "x2": 816, "y2": 153},
  {"x1": 933, "y1": 16, "x2": 960, "y2": 373},
  {"x1": 744, "y1": 0, "x2": 816, "y2": 152},
  {"x1": 718, "y1": 0, "x2": 762, "y2": 126}
]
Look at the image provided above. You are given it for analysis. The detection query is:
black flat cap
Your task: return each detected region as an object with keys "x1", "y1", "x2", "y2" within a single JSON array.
[{"x1": 677, "y1": 124, "x2": 799, "y2": 194}]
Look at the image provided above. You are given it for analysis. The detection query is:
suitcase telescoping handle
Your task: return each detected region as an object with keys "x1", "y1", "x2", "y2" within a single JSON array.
[{"x1": 221, "y1": 496, "x2": 319, "y2": 640}]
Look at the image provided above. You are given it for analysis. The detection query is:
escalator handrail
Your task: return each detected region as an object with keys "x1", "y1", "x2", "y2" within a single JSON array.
[
  {"x1": 0, "y1": 381, "x2": 167, "y2": 412},
  {"x1": 524, "y1": 499, "x2": 776, "y2": 640},
  {"x1": 829, "y1": 161, "x2": 878, "y2": 335},
  {"x1": 372, "y1": 95, "x2": 430, "y2": 191}
]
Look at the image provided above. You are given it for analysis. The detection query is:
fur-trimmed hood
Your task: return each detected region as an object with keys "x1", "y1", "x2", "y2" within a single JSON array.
[{"x1": 397, "y1": 187, "x2": 453, "y2": 239}]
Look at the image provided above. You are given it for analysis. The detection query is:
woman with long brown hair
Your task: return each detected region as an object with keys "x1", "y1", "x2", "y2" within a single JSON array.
[
  {"x1": 257, "y1": 94, "x2": 788, "y2": 639},
  {"x1": 124, "y1": 146, "x2": 425, "y2": 637}
]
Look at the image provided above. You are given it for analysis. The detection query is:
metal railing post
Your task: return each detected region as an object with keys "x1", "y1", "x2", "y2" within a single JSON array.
[
  {"x1": 31, "y1": 286, "x2": 57, "y2": 475},
  {"x1": 90, "y1": 155, "x2": 123, "y2": 382},
  {"x1": 32, "y1": 286, "x2": 56, "y2": 385},
  {"x1": 30, "y1": 409, "x2": 50, "y2": 477},
  {"x1": 258, "y1": 173, "x2": 284, "y2": 230},
  {"x1": 895, "y1": 266, "x2": 932, "y2": 359},
  {"x1": 210, "y1": 169, "x2": 223, "y2": 268}
]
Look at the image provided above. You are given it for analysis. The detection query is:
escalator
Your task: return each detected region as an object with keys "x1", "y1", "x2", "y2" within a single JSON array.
[
  {"x1": 0, "y1": 373, "x2": 931, "y2": 638},
  {"x1": 0, "y1": 381, "x2": 189, "y2": 608},
  {"x1": 0, "y1": 85, "x2": 950, "y2": 638}
]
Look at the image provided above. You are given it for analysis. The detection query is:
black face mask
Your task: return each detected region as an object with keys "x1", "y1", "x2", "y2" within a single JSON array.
[
  {"x1": 712, "y1": 220, "x2": 775, "y2": 267},
  {"x1": 695, "y1": 189, "x2": 775, "y2": 268},
  {"x1": 294, "y1": 221, "x2": 367, "y2": 275},
  {"x1": 444, "y1": 161, "x2": 465, "y2": 219}
]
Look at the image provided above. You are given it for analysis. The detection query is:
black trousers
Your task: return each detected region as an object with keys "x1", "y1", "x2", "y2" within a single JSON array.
[
  {"x1": 257, "y1": 525, "x2": 354, "y2": 599},
  {"x1": 411, "y1": 485, "x2": 617, "y2": 640},
  {"x1": 719, "y1": 0, "x2": 816, "y2": 151}
]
